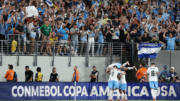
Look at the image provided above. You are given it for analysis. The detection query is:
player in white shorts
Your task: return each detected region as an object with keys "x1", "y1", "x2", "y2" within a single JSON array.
[
  {"x1": 147, "y1": 63, "x2": 159, "y2": 101},
  {"x1": 106, "y1": 65, "x2": 125, "y2": 101},
  {"x1": 118, "y1": 70, "x2": 128, "y2": 101}
]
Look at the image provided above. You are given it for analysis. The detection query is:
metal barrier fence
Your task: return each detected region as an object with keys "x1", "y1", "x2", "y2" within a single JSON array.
[{"x1": 0, "y1": 38, "x2": 136, "y2": 67}]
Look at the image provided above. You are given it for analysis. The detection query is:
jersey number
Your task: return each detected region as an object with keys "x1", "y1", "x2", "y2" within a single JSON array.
[{"x1": 151, "y1": 70, "x2": 155, "y2": 76}]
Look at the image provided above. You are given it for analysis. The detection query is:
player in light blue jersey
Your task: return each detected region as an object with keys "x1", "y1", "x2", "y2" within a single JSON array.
[
  {"x1": 106, "y1": 61, "x2": 137, "y2": 101},
  {"x1": 106, "y1": 65, "x2": 125, "y2": 101},
  {"x1": 147, "y1": 63, "x2": 159, "y2": 101}
]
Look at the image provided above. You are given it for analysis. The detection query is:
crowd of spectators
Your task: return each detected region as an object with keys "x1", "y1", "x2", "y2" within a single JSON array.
[{"x1": 1, "y1": 0, "x2": 180, "y2": 56}]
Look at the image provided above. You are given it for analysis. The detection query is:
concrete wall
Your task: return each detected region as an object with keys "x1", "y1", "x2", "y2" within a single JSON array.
[
  {"x1": 0, "y1": 56, "x2": 120, "y2": 82},
  {"x1": 150, "y1": 51, "x2": 180, "y2": 76}
]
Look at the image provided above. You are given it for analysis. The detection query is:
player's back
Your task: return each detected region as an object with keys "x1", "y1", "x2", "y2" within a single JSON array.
[
  {"x1": 108, "y1": 68, "x2": 120, "y2": 81},
  {"x1": 147, "y1": 66, "x2": 159, "y2": 82},
  {"x1": 119, "y1": 71, "x2": 126, "y2": 84}
]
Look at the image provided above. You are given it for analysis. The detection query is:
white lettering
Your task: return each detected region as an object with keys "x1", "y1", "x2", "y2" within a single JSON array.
[
  {"x1": 63, "y1": 86, "x2": 69, "y2": 96},
  {"x1": 99, "y1": 86, "x2": 109, "y2": 96},
  {"x1": 45, "y1": 86, "x2": 50, "y2": 96},
  {"x1": 128, "y1": 86, "x2": 131, "y2": 96},
  {"x1": 76, "y1": 86, "x2": 81, "y2": 96},
  {"x1": 140, "y1": 86, "x2": 149, "y2": 96},
  {"x1": 69, "y1": 86, "x2": 75, "y2": 96},
  {"x1": 51, "y1": 86, "x2": 57, "y2": 97},
  {"x1": 81, "y1": 86, "x2": 88, "y2": 96},
  {"x1": 132, "y1": 86, "x2": 140, "y2": 96},
  {"x1": 157, "y1": 87, "x2": 160, "y2": 96},
  {"x1": 12, "y1": 86, "x2": 17, "y2": 97},
  {"x1": 161, "y1": 86, "x2": 168, "y2": 96},
  {"x1": 32, "y1": 86, "x2": 39, "y2": 96},
  {"x1": 90, "y1": 86, "x2": 98, "y2": 96},
  {"x1": 40, "y1": 86, "x2": 44, "y2": 96},
  {"x1": 168, "y1": 86, "x2": 177, "y2": 97},
  {"x1": 17, "y1": 86, "x2": 24, "y2": 97},
  {"x1": 24, "y1": 86, "x2": 31, "y2": 97},
  {"x1": 58, "y1": 86, "x2": 62, "y2": 96}
]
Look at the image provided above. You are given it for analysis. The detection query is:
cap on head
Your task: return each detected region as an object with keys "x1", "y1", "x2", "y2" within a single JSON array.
[
  {"x1": 93, "y1": 65, "x2": 96, "y2": 68},
  {"x1": 163, "y1": 65, "x2": 167, "y2": 69},
  {"x1": 8, "y1": 64, "x2": 13, "y2": 69},
  {"x1": 171, "y1": 67, "x2": 174, "y2": 69}
]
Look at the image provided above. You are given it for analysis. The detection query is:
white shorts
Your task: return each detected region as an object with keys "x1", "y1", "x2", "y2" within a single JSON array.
[{"x1": 59, "y1": 40, "x2": 67, "y2": 47}]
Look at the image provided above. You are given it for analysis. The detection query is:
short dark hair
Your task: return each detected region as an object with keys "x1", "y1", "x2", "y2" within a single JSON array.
[
  {"x1": 25, "y1": 66, "x2": 29, "y2": 68},
  {"x1": 151, "y1": 63, "x2": 155, "y2": 65},
  {"x1": 37, "y1": 67, "x2": 41, "y2": 72},
  {"x1": 140, "y1": 63, "x2": 145, "y2": 67},
  {"x1": 53, "y1": 67, "x2": 56, "y2": 69},
  {"x1": 8, "y1": 25, "x2": 12, "y2": 29}
]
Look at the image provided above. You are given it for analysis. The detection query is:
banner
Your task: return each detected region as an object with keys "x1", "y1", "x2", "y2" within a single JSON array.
[
  {"x1": 26, "y1": 6, "x2": 38, "y2": 17},
  {"x1": 138, "y1": 43, "x2": 162, "y2": 59},
  {"x1": 0, "y1": 82, "x2": 179, "y2": 100}
]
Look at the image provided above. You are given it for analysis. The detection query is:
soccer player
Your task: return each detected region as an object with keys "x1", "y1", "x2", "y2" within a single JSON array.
[
  {"x1": 147, "y1": 63, "x2": 159, "y2": 101},
  {"x1": 106, "y1": 65, "x2": 124, "y2": 101},
  {"x1": 118, "y1": 70, "x2": 128, "y2": 101},
  {"x1": 106, "y1": 61, "x2": 136, "y2": 73}
]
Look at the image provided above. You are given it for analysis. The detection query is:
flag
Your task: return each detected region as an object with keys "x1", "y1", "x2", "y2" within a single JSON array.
[
  {"x1": 138, "y1": 43, "x2": 162, "y2": 59},
  {"x1": 46, "y1": 0, "x2": 53, "y2": 7}
]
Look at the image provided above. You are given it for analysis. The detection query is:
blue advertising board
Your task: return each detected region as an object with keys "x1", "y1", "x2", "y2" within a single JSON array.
[{"x1": 0, "y1": 82, "x2": 179, "y2": 100}]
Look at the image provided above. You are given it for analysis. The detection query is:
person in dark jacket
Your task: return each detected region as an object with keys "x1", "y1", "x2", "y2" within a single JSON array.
[{"x1": 89, "y1": 66, "x2": 99, "y2": 82}]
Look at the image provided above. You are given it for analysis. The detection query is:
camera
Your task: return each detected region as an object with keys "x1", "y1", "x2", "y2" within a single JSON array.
[{"x1": 176, "y1": 76, "x2": 179, "y2": 80}]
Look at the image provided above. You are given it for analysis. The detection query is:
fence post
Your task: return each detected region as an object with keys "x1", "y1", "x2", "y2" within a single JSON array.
[
  {"x1": 120, "y1": 43, "x2": 122, "y2": 63},
  {"x1": 132, "y1": 43, "x2": 134, "y2": 64},
  {"x1": 69, "y1": 41, "x2": 71, "y2": 67},
  {"x1": 86, "y1": 41, "x2": 89, "y2": 67},
  {"x1": 17, "y1": 35, "x2": 20, "y2": 66},
  {"x1": 0, "y1": 41, "x2": 3, "y2": 66},
  {"x1": 52, "y1": 42, "x2": 55, "y2": 66},
  {"x1": 110, "y1": 43, "x2": 113, "y2": 64},
  {"x1": 34, "y1": 41, "x2": 38, "y2": 66}
]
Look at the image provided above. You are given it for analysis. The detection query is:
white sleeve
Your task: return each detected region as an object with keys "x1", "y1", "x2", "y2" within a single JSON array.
[
  {"x1": 106, "y1": 63, "x2": 117, "y2": 70},
  {"x1": 156, "y1": 67, "x2": 159, "y2": 73},
  {"x1": 147, "y1": 68, "x2": 149, "y2": 74}
]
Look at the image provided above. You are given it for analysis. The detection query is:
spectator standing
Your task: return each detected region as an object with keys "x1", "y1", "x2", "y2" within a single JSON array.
[
  {"x1": 87, "y1": 24, "x2": 95, "y2": 56},
  {"x1": 103, "y1": 25, "x2": 114, "y2": 55},
  {"x1": 35, "y1": 67, "x2": 43, "y2": 82},
  {"x1": 149, "y1": 35, "x2": 160, "y2": 43},
  {"x1": 136, "y1": 63, "x2": 147, "y2": 81},
  {"x1": 70, "y1": 24, "x2": 80, "y2": 56},
  {"x1": 5, "y1": 64, "x2": 17, "y2": 82},
  {"x1": 79, "y1": 26, "x2": 87, "y2": 56},
  {"x1": 15, "y1": 20, "x2": 24, "y2": 53},
  {"x1": 89, "y1": 66, "x2": 99, "y2": 82},
  {"x1": 40, "y1": 20, "x2": 51, "y2": 55},
  {"x1": 72, "y1": 66, "x2": 79, "y2": 82},
  {"x1": 29, "y1": 21, "x2": 38, "y2": 54},
  {"x1": 25, "y1": 66, "x2": 33, "y2": 82},
  {"x1": 96, "y1": 29, "x2": 104, "y2": 56},
  {"x1": 49, "y1": 67, "x2": 59, "y2": 82},
  {"x1": 139, "y1": 32, "x2": 151, "y2": 43},
  {"x1": 159, "y1": 65, "x2": 170, "y2": 79},
  {"x1": 163, "y1": 31, "x2": 179, "y2": 50},
  {"x1": 57, "y1": 23, "x2": 69, "y2": 56}
]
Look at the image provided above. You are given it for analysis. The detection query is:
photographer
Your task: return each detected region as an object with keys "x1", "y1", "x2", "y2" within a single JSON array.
[
  {"x1": 140, "y1": 75, "x2": 148, "y2": 82},
  {"x1": 170, "y1": 67, "x2": 179, "y2": 82},
  {"x1": 159, "y1": 65, "x2": 170, "y2": 79}
]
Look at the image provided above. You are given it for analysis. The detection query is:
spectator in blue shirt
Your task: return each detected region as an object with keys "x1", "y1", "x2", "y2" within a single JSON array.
[
  {"x1": 77, "y1": 18, "x2": 84, "y2": 29},
  {"x1": 79, "y1": 26, "x2": 87, "y2": 56},
  {"x1": 96, "y1": 30, "x2": 103, "y2": 56},
  {"x1": 56, "y1": 23, "x2": 69, "y2": 56},
  {"x1": 0, "y1": 17, "x2": 6, "y2": 40},
  {"x1": 159, "y1": 65, "x2": 170, "y2": 78},
  {"x1": 38, "y1": 4, "x2": 45, "y2": 15},
  {"x1": 168, "y1": 6, "x2": 176, "y2": 21},
  {"x1": 163, "y1": 30, "x2": 179, "y2": 50}
]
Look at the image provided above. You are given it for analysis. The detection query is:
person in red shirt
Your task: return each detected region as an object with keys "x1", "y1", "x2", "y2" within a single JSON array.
[{"x1": 87, "y1": 13, "x2": 94, "y2": 25}]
